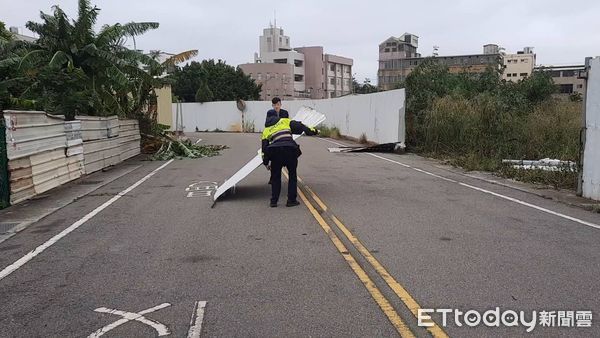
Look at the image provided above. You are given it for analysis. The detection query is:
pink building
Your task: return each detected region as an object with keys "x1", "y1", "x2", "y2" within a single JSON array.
[
  {"x1": 238, "y1": 63, "x2": 295, "y2": 100},
  {"x1": 239, "y1": 25, "x2": 353, "y2": 101}
]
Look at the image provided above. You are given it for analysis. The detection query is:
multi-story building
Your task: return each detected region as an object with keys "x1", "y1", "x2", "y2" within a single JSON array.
[
  {"x1": 295, "y1": 46, "x2": 352, "y2": 99},
  {"x1": 500, "y1": 46, "x2": 536, "y2": 82},
  {"x1": 239, "y1": 25, "x2": 353, "y2": 100},
  {"x1": 9, "y1": 26, "x2": 35, "y2": 42},
  {"x1": 378, "y1": 35, "x2": 500, "y2": 90},
  {"x1": 534, "y1": 64, "x2": 586, "y2": 95}
]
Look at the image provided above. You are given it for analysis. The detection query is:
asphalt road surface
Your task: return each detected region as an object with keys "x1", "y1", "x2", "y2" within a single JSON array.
[{"x1": 1, "y1": 133, "x2": 599, "y2": 337}]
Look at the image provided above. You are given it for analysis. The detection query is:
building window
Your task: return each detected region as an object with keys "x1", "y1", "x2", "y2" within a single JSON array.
[
  {"x1": 523, "y1": 59, "x2": 529, "y2": 63},
  {"x1": 294, "y1": 74, "x2": 304, "y2": 82},
  {"x1": 559, "y1": 84, "x2": 574, "y2": 94},
  {"x1": 294, "y1": 60, "x2": 303, "y2": 67},
  {"x1": 562, "y1": 70, "x2": 575, "y2": 77},
  {"x1": 336, "y1": 78, "x2": 341, "y2": 85},
  {"x1": 507, "y1": 73, "x2": 512, "y2": 77},
  {"x1": 392, "y1": 48, "x2": 397, "y2": 52},
  {"x1": 286, "y1": 38, "x2": 289, "y2": 44},
  {"x1": 512, "y1": 73, "x2": 517, "y2": 77},
  {"x1": 520, "y1": 73, "x2": 528, "y2": 77},
  {"x1": 384, "y1": 48, "x2": 390, "y2": 52},
  {"x1": 330, "y1": 64, "x2": 335, "y2": 72},
  {"x1": 330, "y1": 78, "x2": 335, "y2": 85},
  {"x1": 551, "y1": 71, "x2": 562, "y2": 77},
  {"x1": 578, "y1": 84, "x2": 583, "y2": 89}
]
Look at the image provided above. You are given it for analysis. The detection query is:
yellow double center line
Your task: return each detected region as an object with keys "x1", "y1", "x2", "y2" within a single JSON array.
[{"x1": 285, "y1": 171, "x2": 448, "y2": 338}]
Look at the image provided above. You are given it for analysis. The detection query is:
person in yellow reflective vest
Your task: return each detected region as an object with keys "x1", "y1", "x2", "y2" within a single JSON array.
[{"x1": 262, "y1": 103, "x2": 318, "y2": 207}]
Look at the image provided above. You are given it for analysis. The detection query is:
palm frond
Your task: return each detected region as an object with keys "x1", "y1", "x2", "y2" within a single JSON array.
[
  {"x1": 49, "y1": 51, "x2": 73, "y2": 68},
  {"x1": 96, "y1": 24, "x2": 124, "y2": 46},
  {"x1": 120, "y1": 22, "x2": 159, "y2": 37},
  {"x1": 18, "y1": 49, "x2": 47, "y2": 69},
  {"x1": 162, "y1": 50, "x2": 198, "y2": 66},
  {"x1": 105, "y1": 65, "x2": 130, "y2": 87}
]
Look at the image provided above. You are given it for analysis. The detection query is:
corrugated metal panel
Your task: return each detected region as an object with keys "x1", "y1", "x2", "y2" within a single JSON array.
[
  {"x1": 65, "y1": 121, "x2": 84, "y2": 157},
  {"x1": 29, "y1": 149, "x2": 72, "y2": 195},
  {"x1": 8, "y1": 156, "x2": 34, "y2": 204},
  {"x1": 583, "y1": 57, "x2": 600, "y2": 201},
  {"x1": 82, "y1": 138, "x2": 121, "y2": 174},
  {"x1": 3, "y1": 111, "x2": 67, "y2": 160},
  {"x1": 78, "y1": 115, "x2": 119, "y2": 141},
  {"x1": 117, "y1": 119, "x2": 140, "y2": 162},
  {"x1": 3, "y1": 111, "x2": 86, "y2": 205},
  {"x1": 8, "y1": 147, "x2": 84, "y2": 205},
  {"x1": 3, "y1": 114, "x2": 140, "y2": 204}
]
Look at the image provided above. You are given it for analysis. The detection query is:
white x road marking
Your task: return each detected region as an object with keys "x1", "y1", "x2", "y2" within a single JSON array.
[{"x1": 88, "y1": 303, "x2": 171, "y2": 337}]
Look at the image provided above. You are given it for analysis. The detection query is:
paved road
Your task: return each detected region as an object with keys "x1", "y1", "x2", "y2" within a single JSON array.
[{"x1": 0, "y1": 132, "x2": 599, "y2": 337}]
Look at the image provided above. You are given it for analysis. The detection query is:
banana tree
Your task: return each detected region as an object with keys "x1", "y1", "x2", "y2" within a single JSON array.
[{"x1": 10, "y1": 0, "x2": 161, "y2": 119}]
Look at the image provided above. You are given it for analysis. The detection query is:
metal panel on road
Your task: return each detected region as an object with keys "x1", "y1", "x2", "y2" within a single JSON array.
[{"x1": 213, "y1": 107, "x2": 325, "y2": 201}]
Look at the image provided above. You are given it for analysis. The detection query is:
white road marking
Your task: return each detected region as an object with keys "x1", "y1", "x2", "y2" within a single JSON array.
[
  {"x1": 0, "y1": 160, "x2": 174, "y2": 282},
  {"x1": 88, "y1": 303, "x2": 171, "y2": 337},
  {"x1": 187, "y1": 301, "x2": 207, "y2": 338},
  {"x1": 319, "y1": 138, "x2": 600, "y2": 231},
  {"x1": 195, "y1": 139, "x2": 203, "y2": 144},
  {"x1": 186, "y1": 182, "x2": 218, "y2": 198}
]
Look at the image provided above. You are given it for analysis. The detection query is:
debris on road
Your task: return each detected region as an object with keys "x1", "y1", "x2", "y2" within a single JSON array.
[
  {"x1": 328, "y1": 142, "x2": 405, "y2": 154},
  {"x1": 502, "y1": 158, "x2": 577, "y2": 172},
  {"x1": 151, "y1": 139, "x2": 227, "y2": 160}
]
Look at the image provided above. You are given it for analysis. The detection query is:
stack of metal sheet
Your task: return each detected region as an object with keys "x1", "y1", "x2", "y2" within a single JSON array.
[
  {"x1": 117, "y1": 119, "x2": 141, "y2": 162},
  {"x1": 79, "y1": 115, "x2": 121, "y2": 174},
  {"x1": 2, "y1": 111, "x2": 80, "y2": 204}
]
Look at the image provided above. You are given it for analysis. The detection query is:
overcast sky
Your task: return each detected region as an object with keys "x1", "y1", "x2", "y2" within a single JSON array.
[{"x1": 2, "y1": 0, "x2": 599, "y2": 83}]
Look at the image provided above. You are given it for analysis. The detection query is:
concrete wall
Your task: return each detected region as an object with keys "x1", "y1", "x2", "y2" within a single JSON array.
[
  {"x1": 172, "y1": 89, "x2": 406, "y2": 145},
  {"x1": 583, "y1": 57, "x2": 600, "y2": 201}
]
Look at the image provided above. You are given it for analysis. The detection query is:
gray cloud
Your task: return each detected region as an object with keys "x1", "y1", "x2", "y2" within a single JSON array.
[{"x1": 2, "y1": 0, "x2": 599, "y2": 84}]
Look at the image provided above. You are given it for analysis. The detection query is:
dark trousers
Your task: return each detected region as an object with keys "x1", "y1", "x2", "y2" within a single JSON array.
[{"x1": 269, "y1": 147, "x2": 299, "y2": 203}]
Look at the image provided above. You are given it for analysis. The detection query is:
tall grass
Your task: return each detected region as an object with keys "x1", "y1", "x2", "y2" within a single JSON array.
[{"x1": 417, "y1": 96, "x2": 582, "y2": 188}]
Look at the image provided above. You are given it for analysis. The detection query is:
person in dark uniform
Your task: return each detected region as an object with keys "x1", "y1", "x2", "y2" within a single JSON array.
[
  {"x1": 262, "y1": 100, "x2": 318, "y2": 207},
  {"x1": 265, "y1": 97, "x2": 289, "y2": 125},
  {"x1": 265, "y1": 97, "x2": 289, "y2": 185}
]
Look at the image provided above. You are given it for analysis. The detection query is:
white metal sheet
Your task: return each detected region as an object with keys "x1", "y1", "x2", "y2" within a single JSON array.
[
  {"x1": 213, "y1": 107, "x2": 325, "y2": 202},
  {"x1": 583, "y1": 57, "x2": 600, "y2": 200}
]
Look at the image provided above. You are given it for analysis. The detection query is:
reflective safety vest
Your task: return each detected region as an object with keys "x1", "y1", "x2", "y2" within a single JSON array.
[{"x1": 262, "y1": 118, "x2": 293, "y2": 143}]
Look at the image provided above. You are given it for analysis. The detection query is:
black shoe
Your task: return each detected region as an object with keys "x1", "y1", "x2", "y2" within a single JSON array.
[
  {"x1": 286, "y1": 200, "x2": 300, "y2": 207},
  {"x1": 270, "y1": 201, "x2": 278, "y2": 207}
]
